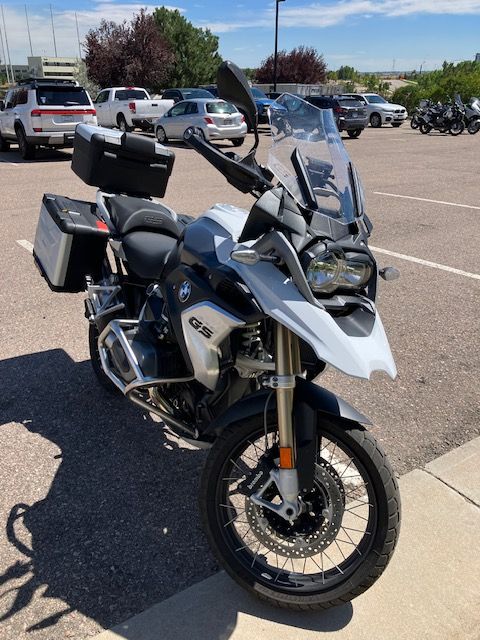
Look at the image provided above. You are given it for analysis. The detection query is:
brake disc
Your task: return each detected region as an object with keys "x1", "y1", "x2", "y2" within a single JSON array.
[{"x1": 245, "y1": 458, "x2": 345, "y2": 558}]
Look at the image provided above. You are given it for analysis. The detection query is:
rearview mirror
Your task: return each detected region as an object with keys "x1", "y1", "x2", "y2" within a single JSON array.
[{"x1": 217, "y1": 61, "x2": 258, "y2": 146}]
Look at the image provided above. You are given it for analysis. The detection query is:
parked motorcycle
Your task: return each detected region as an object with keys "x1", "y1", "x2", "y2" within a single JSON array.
[
  {"x1": 457, "y1": 95, "x2": 480, "y2": 134},
  {"x1": 410, "y1": 99, "x2": 432, "y2": 129},
  {"x1": 32, "y1": 62, "x2": 401, "y2": 610},
  {"x1": 418, "y1": 98, "x2": 465, "y2": 135}
]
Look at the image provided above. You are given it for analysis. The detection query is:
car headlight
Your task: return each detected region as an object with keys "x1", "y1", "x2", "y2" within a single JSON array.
[{"x1": 305, "y1": 248, "x2": 373, "y2": 294}]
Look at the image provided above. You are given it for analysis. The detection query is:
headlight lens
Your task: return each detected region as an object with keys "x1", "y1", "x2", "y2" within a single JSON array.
[{"x1": 305, "y1": 250, "x2": 373, "y2": 294}]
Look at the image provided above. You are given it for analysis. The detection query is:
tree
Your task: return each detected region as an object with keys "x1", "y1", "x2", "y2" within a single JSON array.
[
  {"x1": 337, "y1": 65, "x2": 359, "y2": 81},
  {"x1": 242, "y1": 68, "x2": 257, "y2": 82},
  {"x1": 154, "y1": 8, "x2": 222, "y2": 87},
  {"x1": 255, "y1": 46, "x2": 327, "y2": 85},
  {"x1": 84, "y1": 10, "x2": 173, "y2": 91},
  {"x1": 74, "y1": 60, "x2": 100, "y2": 98}
]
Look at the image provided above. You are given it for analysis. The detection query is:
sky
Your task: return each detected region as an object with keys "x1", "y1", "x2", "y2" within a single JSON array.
[{"x1": 0, "y1": 0, "x2": 479, "y2": 72}]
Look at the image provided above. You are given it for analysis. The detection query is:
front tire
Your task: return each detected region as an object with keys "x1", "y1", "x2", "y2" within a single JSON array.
[
  {"x1": 468, "y1": 119, "x2": 480, "y2": 134},
  {"x1": 156, "y1": 126, "x2": 168, "y2": 143},
  {"x1": 419, "y1": 122, "x2": 432, "y2": 134},
  {"x1": 200, "y1": 414, "x2": 401, "y2": 610},
  {"x1": 410, "y1": 116, "x2": 419, "y2": 129},
  {"x1": 370, "y1": 113, "x2": 382, "y2": 128},
  {"x1": 449, "y1": 120, "x2": 464, "y2": 136}
]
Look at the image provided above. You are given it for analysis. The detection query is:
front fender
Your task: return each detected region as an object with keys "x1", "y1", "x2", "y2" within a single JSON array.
[{"x1": 204, "y1": 378, "x2": 371, "y2": 437}]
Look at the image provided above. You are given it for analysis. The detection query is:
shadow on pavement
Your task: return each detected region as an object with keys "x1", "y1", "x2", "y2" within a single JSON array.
[
  {"x1": 0, "y1": 348, "x2": 211, "y2": 634},
  {"x1": 0, "y1": 349, "x2": 353, "y2": 638},
  {"x1": 0, "y1": 148, "x2": 72, "y2": 163}
]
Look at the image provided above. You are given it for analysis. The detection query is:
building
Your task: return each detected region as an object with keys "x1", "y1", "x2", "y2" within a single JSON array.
[
  {"x1": 27, "y1": 56, "x2": 79, "y2": 80},
  {"x1": 476, "y1": 53, "x2": 480, "y2": 62},
  {"x1": 255, "y1": 82, "x2": 346, "y2": 96},
  {"x1": 0, "y1": 64, "x2": 30, "y2": 81}
]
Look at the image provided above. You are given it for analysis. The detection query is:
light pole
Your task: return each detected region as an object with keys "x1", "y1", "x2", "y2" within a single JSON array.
[{"x1": 273, "y1": 0, "x2": 285, "y2": 92}]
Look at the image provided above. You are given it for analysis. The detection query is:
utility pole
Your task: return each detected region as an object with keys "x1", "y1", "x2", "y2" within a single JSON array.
[
  {"x1": 75, "y1": 12, "x2": 82, "y2": 60},
  {"x1": 1, "y1": 5, "x2": 14, "y2": 82},
  {"x1": 0, "y1": 21, "x2": 10, "y2": 84},
  {"x1": 50, "y1": 4, "x2": 58, "y2": 57},
  {"x1": 25, "y1": 5, "x2": 33, "y2": 56},
  {"x1": 273, "y1": 0, "x2": 285, "y2": 92}
]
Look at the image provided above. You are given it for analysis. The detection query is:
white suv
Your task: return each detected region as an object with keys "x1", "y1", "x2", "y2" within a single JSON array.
[
  {"x1": 0, "y1": 78, "x2": 97, "y2": 159},
  {"x1": 342, "y1": 93, "x2": 407, "y2": 128}
]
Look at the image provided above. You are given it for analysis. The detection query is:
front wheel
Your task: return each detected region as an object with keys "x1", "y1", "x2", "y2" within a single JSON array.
[
  {"x1": 419, "y1": 122, "x2": 432, "y2": 134},
  {"x1": 410, "y1": 116, "x2": 419, "y2": 129},
  {"x1": 200, "y1": 414, "x2": 401, "y2": 610},
  {"x1": 449, "y1": 119, "x2": 464, "y2": 136},
  {"x1": 370, "y1": 113, "x2": 382, "y2": 128},
  {"x1": 16, "y1": 127, "x2": 36, "y2": 159},
  {"x1": 468, "y1": 119, "x2": 480, "y2": 134}
]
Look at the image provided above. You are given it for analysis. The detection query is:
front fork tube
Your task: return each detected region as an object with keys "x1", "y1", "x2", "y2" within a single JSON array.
[{"x1": 252, "y1": 322, "x2": 303, "y2": 522}]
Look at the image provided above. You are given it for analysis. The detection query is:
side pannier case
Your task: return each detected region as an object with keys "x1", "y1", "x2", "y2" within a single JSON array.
[{"x1": 33, "y1": 194, "x2": 109, "y2": 293}]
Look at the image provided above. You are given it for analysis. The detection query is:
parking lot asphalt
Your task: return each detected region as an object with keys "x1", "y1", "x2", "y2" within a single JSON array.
[{"x1": 1, "y1": 124, "x2": 479, "y2": 639}]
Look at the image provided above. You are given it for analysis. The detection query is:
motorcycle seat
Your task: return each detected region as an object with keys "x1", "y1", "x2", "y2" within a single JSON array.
[
  {"x1": 107, "y1": 195, "x2": 191, "y2": 237},
  {"x1": 122, "y1": 231, "x2": 178, "y2": 280}
]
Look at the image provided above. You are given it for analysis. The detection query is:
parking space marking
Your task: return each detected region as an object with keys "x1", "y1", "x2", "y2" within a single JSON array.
[
  {"x1": 373, "y1": 192, "x2": 480, "y2": 211},
  {"x1": 370, "y1": 246, "x2": 480, "y2": 281},
  {"x1": 16, "y1": 239, "x2": 34, "y2": 254}
]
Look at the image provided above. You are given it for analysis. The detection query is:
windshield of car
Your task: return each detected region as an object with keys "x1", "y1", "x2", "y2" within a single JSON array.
[
  {"x1": 366, "y1": 95, "x2": 387, "y2": 104},
  {"x1": 36, "y1": 87, "x2": 90, "y2": 106},
  {"x1": 115, "y1": 89, "x2": 148, "y2": 100},
  {"x1": 251, "y1": 87, "x2": 268, "y2": 100},
  {"x1": 268, "y1": 94, "x2": 358, "y2": 224},
  {"x1": 182, "y1": 89, "x2": 214, "y2": 99},
  {"x1": 206, "y1": 101, "x2": 238, "y2": 114}
]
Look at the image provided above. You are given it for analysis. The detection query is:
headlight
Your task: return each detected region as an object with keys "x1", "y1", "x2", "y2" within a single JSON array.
[{"x1": 305, "y1": 249, "x2": 373, "y2": 294}]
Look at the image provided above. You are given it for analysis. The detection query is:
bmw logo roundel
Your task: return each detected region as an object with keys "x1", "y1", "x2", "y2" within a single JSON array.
[{"x1": 178, "y1": 280, "x2": 191, "y2": 302}]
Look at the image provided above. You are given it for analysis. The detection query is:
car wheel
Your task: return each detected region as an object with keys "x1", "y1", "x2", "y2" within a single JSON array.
[
  {"x1": 392, "y1": 123, "x2": 402, "y2": 128},
  {"x1": 231, "y1": 137, "x2": 245, "y2": 147},
  {"x1": 347, "y1": 129, "x2": 362, "y2": 139},
  {"x1": 156, "y1": 126, "x2": 168, "y2": 143},
  {"x1": 16, "y1": 127, "x2": 36, "y2": 160},
  {"x1": 117, "y1": 115, "x2": 132, "y2": 133},
  {"x1": 370, "y1": 113, "x2": 382, "y2": 128}
]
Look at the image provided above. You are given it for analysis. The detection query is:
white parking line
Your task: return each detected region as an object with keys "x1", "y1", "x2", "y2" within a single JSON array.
[
  {"x1": 370, "y1": 246, "x2": 480, "y2": 281},
  {"x1": 373, "y1": 192, "x2": 480, "y2": 211},
  {"x1": 16, "y1": 239, "x2": 34, "y2": 254}
]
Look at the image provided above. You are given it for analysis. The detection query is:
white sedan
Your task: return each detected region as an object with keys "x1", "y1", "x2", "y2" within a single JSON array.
[{"x1": 154, "y1": 98, "x2": 247, "y2": 146}]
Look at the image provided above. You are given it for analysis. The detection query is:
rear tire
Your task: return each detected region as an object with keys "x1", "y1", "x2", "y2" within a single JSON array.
[
  {"x1": 231, "y1": 137, "x2": 245, "y2": 147},
  {"x1": 347, "y1": 129, "x2": 362, "y2": 139},
  {"x1": 370, "y1": 113, "x2": 382, "y2": 128},
  {"x1": 16, "y1": 127, "x2": 36, "y2": 159},
  {"x1": 88, "y1": 324, "x2": 121, "y2": 395},
  {"x1": 117, "y1": 115, "x2": 133, "y2": 133},
  {"x1": 0, "y1": 131, "x2": 10, "y2": 151},
  {"x1": 200, "y1": 414, "x2": 401, "y2": 610}
]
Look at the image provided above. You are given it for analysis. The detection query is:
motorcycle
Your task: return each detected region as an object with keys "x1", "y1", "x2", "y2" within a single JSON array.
[
  {"x1": 32, "y1": 62, "x2": 401, "y2": 610},
  {"x1": 459, "y1": 95, "x2": 480, "y2": 134},
  {"x1": 410, "y1": 99, "x2": 432, "y2": 129},
  {"x1": 419, "y1": 98, "x2": 465, "y2": 136}
]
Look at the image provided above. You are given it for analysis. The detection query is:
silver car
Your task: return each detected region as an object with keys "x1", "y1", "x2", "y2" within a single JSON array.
[
  {"x1": 154, "y1": 98, "x2": 247, "y2": 146},
  {"x1": 342, "y1": 93, "x2": 408, "y2": 128}
]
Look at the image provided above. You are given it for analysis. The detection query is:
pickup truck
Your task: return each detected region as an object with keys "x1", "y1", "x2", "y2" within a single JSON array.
[{"x1": 93, "y1": 87, "x2": 174, "y2": 132}]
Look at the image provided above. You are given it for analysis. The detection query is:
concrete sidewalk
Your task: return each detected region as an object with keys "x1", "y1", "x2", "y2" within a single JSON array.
[{"x1": 94, "y1": 438, "x2": 480, "y2": 640}]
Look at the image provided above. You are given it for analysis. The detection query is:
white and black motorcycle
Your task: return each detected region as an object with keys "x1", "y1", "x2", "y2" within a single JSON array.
[{"x1": 33, "y1": 62, "x2": 401, "y2": 610}]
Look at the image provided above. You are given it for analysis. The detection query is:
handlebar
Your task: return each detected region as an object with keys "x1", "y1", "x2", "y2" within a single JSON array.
[{"x1": 183, "y1": 127, "x2": 273, "y2": 195}]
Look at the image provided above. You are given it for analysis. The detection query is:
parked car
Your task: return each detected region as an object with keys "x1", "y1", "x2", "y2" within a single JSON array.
[
  {"x1": 200, "y1": 85, "x2": 219, "y2": 97},
  {"x1": 342, "y1": 93, "x2": 407, "y2": 128},
  {"x1": 154, "y1": 98, "x2": 247, "y2": 146},
  {"x1": 94, "y1": 86, "x2": 171, "y2": 132},
  {"x1": 160, "y1": 88, "x2": 215, "y2": 103},
  {"x1": 251, "y1": 87, "x2": 275, "y2": 125},
  {"x1": 0, "y1": 77, "x2": 97, "y2": 159},
  {"x1": 304, "y1": 95, "x2": 368, "y2": 138}
]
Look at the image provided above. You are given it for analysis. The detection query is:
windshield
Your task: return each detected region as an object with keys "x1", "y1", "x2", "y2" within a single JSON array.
[
  {"x1": 251, "y1": 87, "x2": 268, "y2": 100},
  {"x1": 268, "y1": 94, "x2": 359, "y2": 224},
  {"x1": 366, "y1": 95, "x2": 387, "y2": 104},
  {"x1": 36, "y1": 87, "x2": 90, "y2": 106}
]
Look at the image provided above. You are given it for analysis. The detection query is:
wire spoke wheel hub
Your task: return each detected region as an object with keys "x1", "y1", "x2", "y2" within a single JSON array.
[{"x1": 245, "y1": 459, "x2": 345, "y2": 558}]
